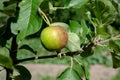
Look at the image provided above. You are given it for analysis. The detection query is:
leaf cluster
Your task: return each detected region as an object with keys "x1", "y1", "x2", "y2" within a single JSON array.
[{"x1": 0, "y1": 0, "x2": 120, "y2": 80}]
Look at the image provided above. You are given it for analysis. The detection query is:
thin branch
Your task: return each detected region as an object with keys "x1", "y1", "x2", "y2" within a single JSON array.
[
  {"x1": 16, "y1": 34, "x2": 120, "y2": 64},
  {"x1": 38, "y1": 8, "x2": 51, "y2": 26},
  {"x1": 16, "y1": 51, "x2": 80, "y2": 64},
  {"x1": 94, "y1": 34, "x2": 120, "y2": 46},
  {"x1": 16, "y1": 54, "x2": 57, "y2": 64}
]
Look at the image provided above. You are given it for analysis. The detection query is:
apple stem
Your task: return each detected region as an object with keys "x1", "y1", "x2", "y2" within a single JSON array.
[{"x1": 38, "y1": 7, "x2": 51, "y2": 26}]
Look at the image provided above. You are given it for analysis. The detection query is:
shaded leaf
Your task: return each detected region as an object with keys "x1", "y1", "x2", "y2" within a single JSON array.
[
  {"x1": 80, "y1": 46, "x2": 94, "y2": 57},
  {"x1": 111, "y1": 51, "x2": 120, "y2": 68},
  {"x1": 3, "y1": 3, "x2": 17, "y2": 16},
  {"x1": 66, "y1": 32, "x2": 81, "y2": 51},
  {"x1": 57, "y1": 67, "x2": 82, "y2": 80},
  {"x1": 109, "y1": 40, "x2": 120, "y2": 53},
  {"x1": 0, "y1": 0, "x2": 8, "y2": 10},
  {"x1": 0, "y1": 36, "x2": 7, "y2": 47},
  {"x1": 14, "y1": 75, "x2": 24, "y2": 80},
  {"x1": 11, "y1": 0, "x2": 43, "y2": 42},
  {"x1": 0, "y1": 47, "x2": 13, "y2": 69},
  {"x1": 15, "y1": 65, "x2": 31, "y2": 80},
  {"x1": 109, "y1": 40, "x2": 120, "y2": 68},
  {"x1": 3, "y1": 0, "x2": 18, "y2": 7}
]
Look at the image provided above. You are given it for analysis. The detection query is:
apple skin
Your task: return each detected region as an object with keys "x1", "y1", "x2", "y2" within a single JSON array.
[{"x1": 40, "y1": 26, "x2": 68, "y2": 51}]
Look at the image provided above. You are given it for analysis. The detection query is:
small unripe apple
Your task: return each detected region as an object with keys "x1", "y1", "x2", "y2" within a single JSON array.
[{"x1": 40, "y1": 25, "x2": 68, "y2": 51}]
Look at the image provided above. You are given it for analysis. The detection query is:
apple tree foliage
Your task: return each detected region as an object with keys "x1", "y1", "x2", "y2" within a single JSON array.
[{"x1": 0, "y1": 0, "x2": 120, "y2": 80}]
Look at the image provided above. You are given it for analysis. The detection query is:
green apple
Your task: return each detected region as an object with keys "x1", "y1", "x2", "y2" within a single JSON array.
[{"x1": 40, "y1": 25, "x2": 68, "y2": 51}]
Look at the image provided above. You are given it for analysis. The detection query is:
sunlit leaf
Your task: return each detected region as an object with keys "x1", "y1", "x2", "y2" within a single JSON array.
[
  {"x1": 66, "y1": 32, "x2": 81, "y2": 51},
  {"x1": 65, "y1": 0, "x2": 88, "y2": 8},
  {"x1": 11, "y1": 0, "x2": 43, "y2": 42},
  {"x1": 69, "y1": 20, "x2": 81, "y2": 35},
  {"x1": 57, "y1": 67, "x2": 82, "y2": 80}
]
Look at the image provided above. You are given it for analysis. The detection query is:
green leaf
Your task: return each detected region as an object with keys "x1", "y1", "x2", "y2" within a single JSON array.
[
  {"x1": 66, "y1": 0, "x2": 88, "y2": 8},
  {"x1": 72, "y1": 58, "x2": 84, "y2": 77},
  {"x1": 0, "y1": 13, "x2": 8, "y2": 26},
  {"x1": 93, "y1": 0, "x2": 117, "y2": 25},
  {"x1": 74, "y1": 56, "x2": 90, "y2": 79},
  {"x1": 91, "y1": 0, "x2": 117, "y2": 36},
  {"x1": 19, "y1": 44, "x2": 37, "y2": 54},
  {"x1": 14, "y1": 75, "x2": 24, "y2": 80},
  {"x1": 15, "y1": 65, "x2": 31, "y2": 80},
  {"x1": 80, "y1": 20, "x2": 89, "y2": 38},
  {"x1": 96, "y1": 24, "x2": 108, "y2": 35},
  {"x1": 107, "y1": 25, "x2": 120, "y2": 36},
  {"x1": 50, "y1": 22, "x2": 69, "y2": 31},
  {"x1": 80, "y1": 46, "x2": 94, "y2": 57},
  {"x1": 0, "y1": 0, "x2": 8, "y2": 10},
  {"x1": 81, "y1": 64, "x2": 90, "y2": 80},
  {"x1": 0, "y1": 38, "x2": 6, "y2": 47},
  {"x1": 57, "y1": 67, "x2": 82, "y2": 80},
  {"x1": 111, "y1": 51, "x2": 120, "y2": 68},
  {"x1": 11, "y1": 0, "x2": 43, "y2": 42},
  {"x1": 3, "y1": 3, "x2": 16, "y2": 16},
  {"x1": 0, "y1": 47, "x2": 13, "y2": 69},
  {"x1": 109, "y1": 40, "x2": 120, "y2": 68},
  {"x1": 78, "y1": 19, "x2": 94, "y2": 46},
  {"x1": 66, "y1": 32, "x2": 81, "y2": 51},
  {"x1": 109, "y1": 40, "x2": 120, "y2": 53},
  {"x1": 69, "y1": 20, "x2": 81, "y2": 35},
  {"x1": 17, "y1": 38, "x2": 43, "y2": 55}
]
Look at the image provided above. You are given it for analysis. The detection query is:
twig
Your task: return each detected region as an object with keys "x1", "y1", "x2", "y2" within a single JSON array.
[
  {"x1": 38, "y1": 8, "x2": 51, "y2": 26},
  {"x1": 16, "y1": 34, "x2": 120, "y2": 64},
  {"x1": 94, "y1": 34, "x2": 120, "y2": 46},
  {"x1": 16, "y1": 54, "x2": 57, "y2": 64},
  {"x1": 16, "y1": 51, "x2": 80, "y2": 64}
]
